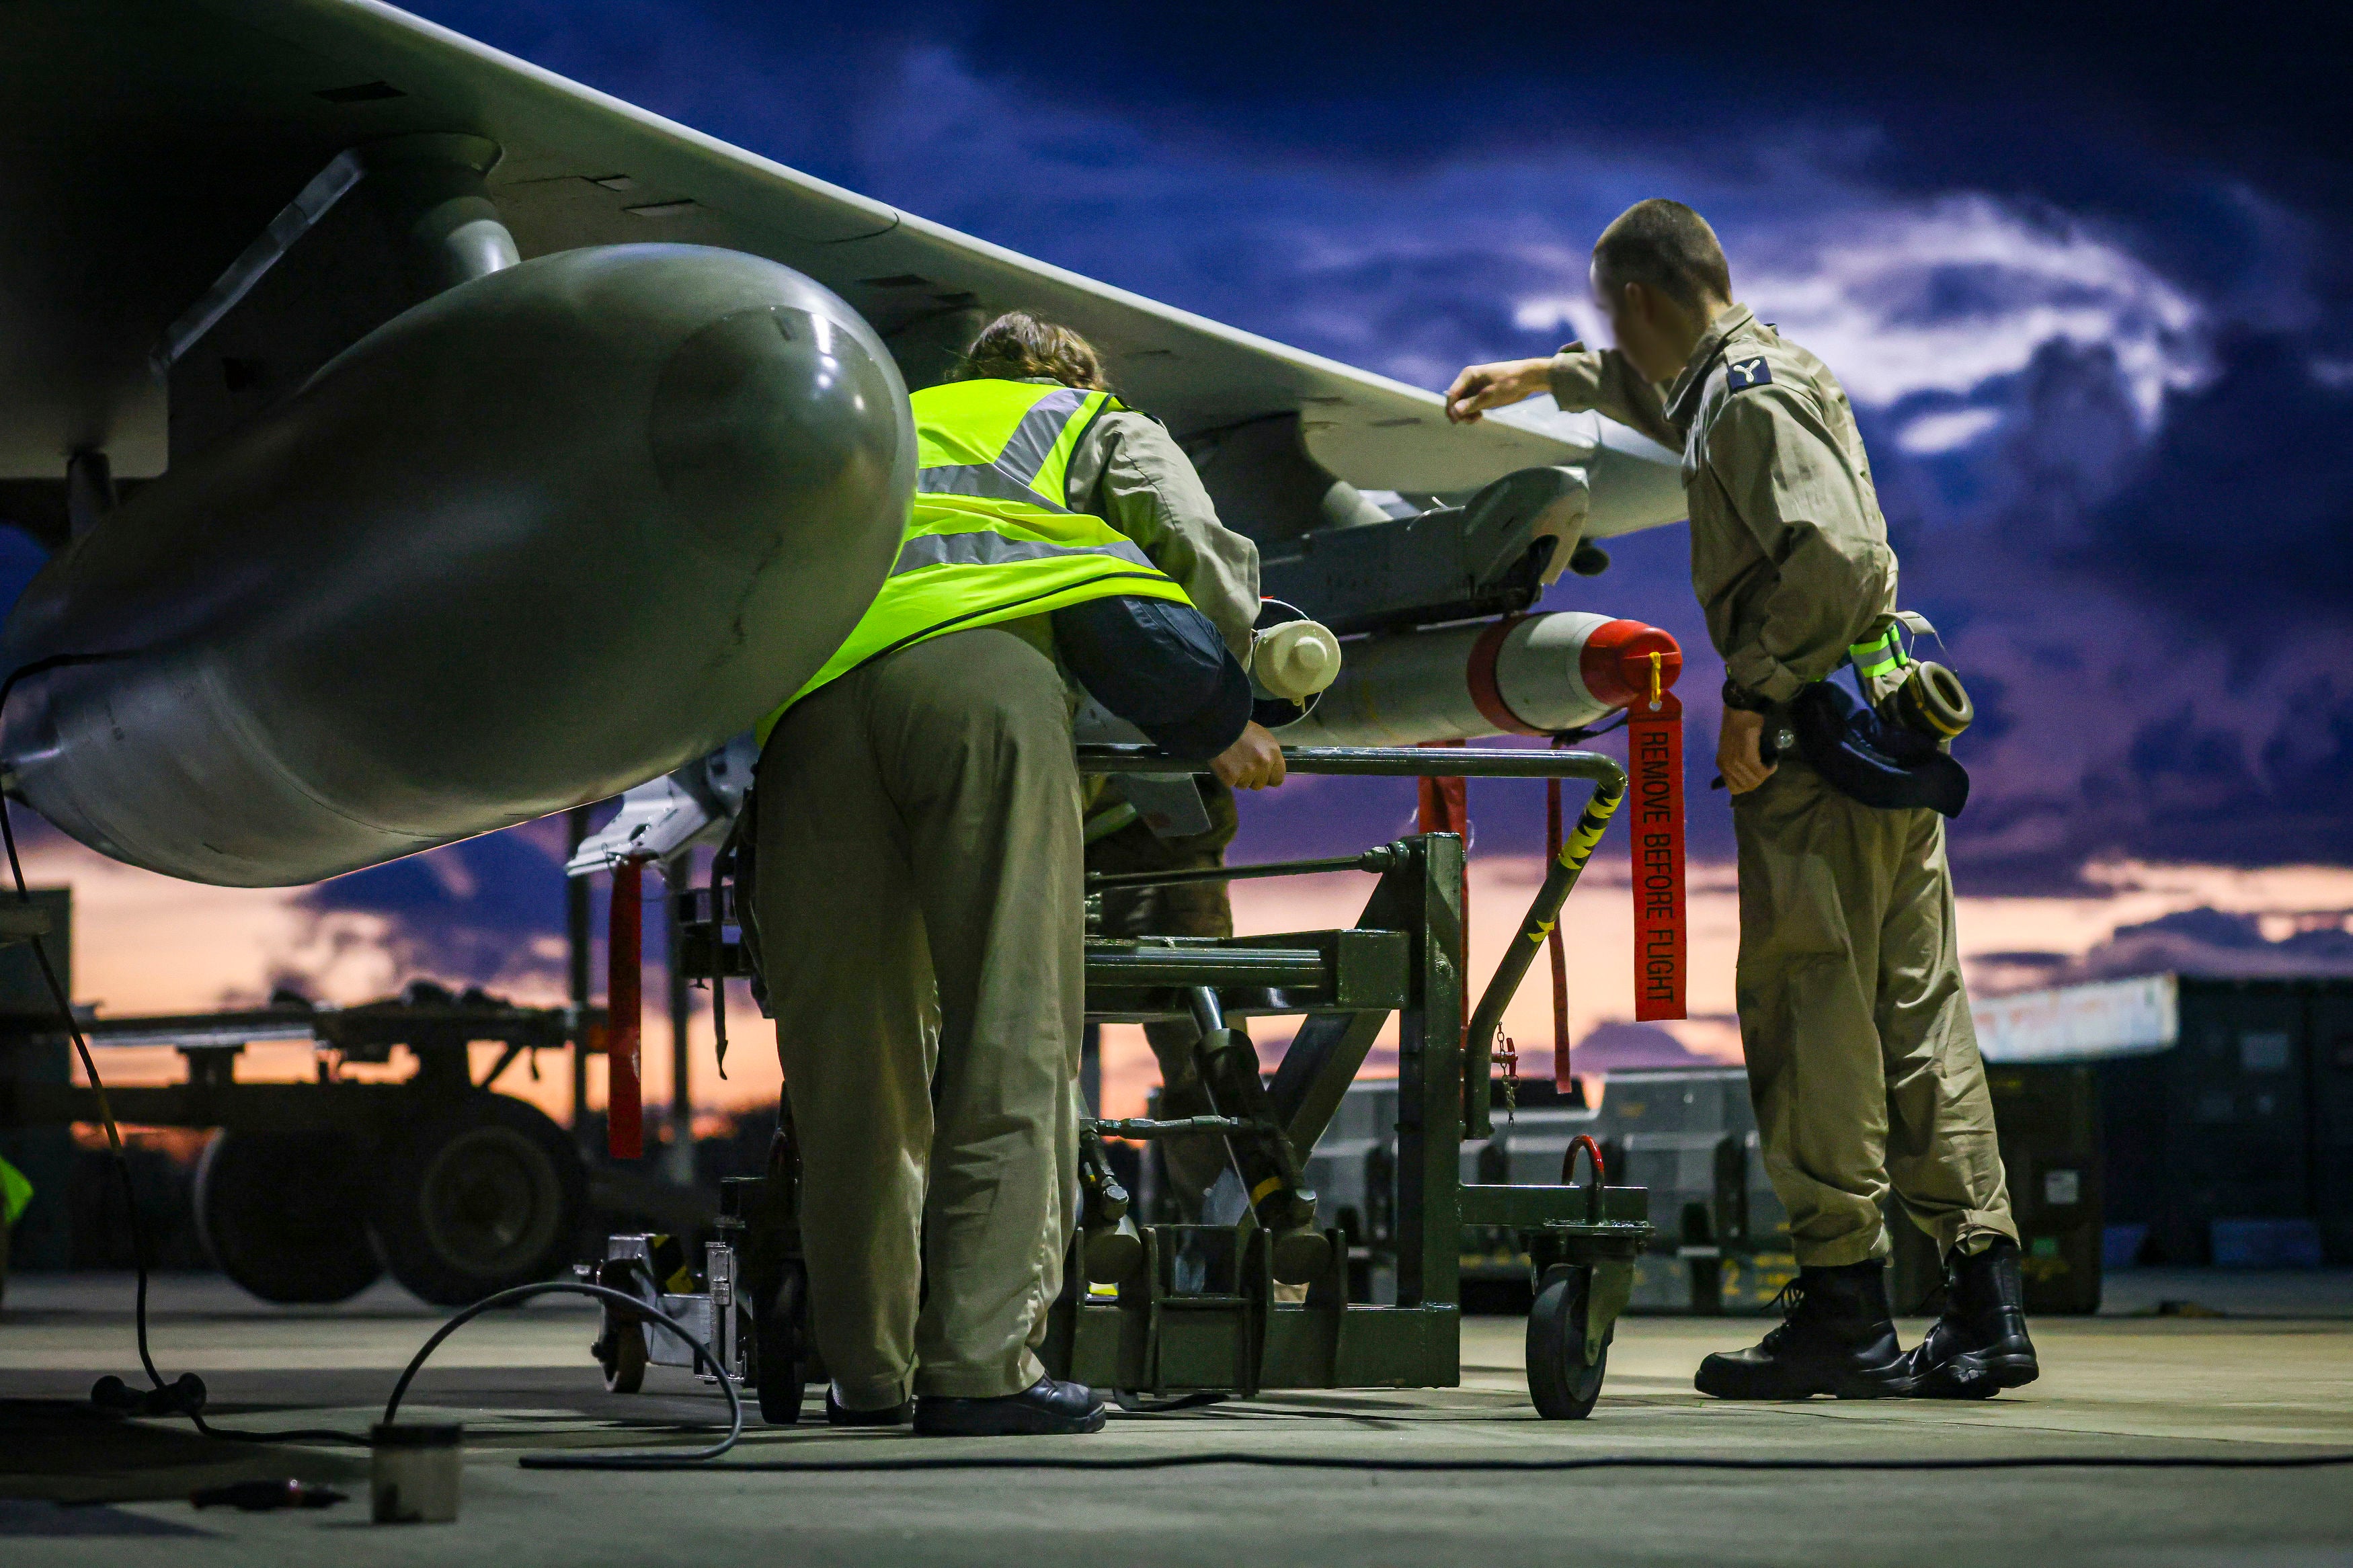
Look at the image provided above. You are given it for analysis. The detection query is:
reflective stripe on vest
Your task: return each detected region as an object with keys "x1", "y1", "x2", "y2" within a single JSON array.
[{"x1": 762, "y1": 379, "x2": 1195, "y2": 736}]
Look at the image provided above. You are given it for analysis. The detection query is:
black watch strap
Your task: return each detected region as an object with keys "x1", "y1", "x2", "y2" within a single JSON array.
[{"x1": 1721, "y1": 678, "x2": 1773, "y2": 713}]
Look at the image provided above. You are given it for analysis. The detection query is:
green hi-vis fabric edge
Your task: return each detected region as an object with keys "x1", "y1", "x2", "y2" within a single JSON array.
[
  {"x1": 760, "y1": 380, "x2": 1196, "y2": 743},
  {"x1": 1848, "y1": 622, "x2": 1913, "y2": 681}
]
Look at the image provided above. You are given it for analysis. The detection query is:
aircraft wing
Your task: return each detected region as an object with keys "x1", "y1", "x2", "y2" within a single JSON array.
[{"x1": 0, "y1": 0, "x2": 1682, "y2": 513}]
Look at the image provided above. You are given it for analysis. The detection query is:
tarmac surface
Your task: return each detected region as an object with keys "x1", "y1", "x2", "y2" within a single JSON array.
[{"x1": 2, "y1": 1270, "x2": 2350, "y2": 1567}]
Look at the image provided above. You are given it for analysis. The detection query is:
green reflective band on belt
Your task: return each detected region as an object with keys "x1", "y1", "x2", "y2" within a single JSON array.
[{"x1": 1849, "y1": 624, "x2": 1912, "y2": 679}]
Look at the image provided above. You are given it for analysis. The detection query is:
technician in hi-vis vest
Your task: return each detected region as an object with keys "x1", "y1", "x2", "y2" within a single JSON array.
[{"x1": 750, "y1": 312, "x2": 1276, "y2": 1438}]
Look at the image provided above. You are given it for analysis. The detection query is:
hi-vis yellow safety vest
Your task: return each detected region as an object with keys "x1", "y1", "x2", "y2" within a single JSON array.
[{"x1": 762, "y1": 379, "x2": 1195, "y2": 739}]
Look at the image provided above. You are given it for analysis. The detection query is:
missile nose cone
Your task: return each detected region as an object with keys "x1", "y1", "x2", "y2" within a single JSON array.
[
  {"x1": 1253, "y1": 619, "x2": 1343, "y2": 701},
  {"x1": 1578, "y1": 619, "x2": 1683, "y2": 708},
  {"x1": 651, "y1": 304, "x2": 907, "y2": 559}
]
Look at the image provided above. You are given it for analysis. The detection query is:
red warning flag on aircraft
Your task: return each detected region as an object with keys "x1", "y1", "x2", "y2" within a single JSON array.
[
  {"x1": 1627, "y1": 668, "x2": 1687, "y2": 1022},
  {"x1": 607, "y1": 858, "x2": 645, "y2": 1159}
]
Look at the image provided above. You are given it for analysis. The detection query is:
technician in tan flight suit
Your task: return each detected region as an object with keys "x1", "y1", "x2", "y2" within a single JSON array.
[
  {"x1": 1445, "y1": 200, "x2": 2037, "y2": 1399},
  {"x1": 1062, "y1": 366, "x2": 1266, "y2": 1214},
  {"x1": 754, "y1": 313, "x2": 1278, "y2": 1437},
  {"x1": 1085, "y1": 776, "x2": 1244, "y2": 1212}
]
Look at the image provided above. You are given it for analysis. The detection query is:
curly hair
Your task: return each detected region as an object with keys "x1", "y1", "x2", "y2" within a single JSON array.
[{"x1": 958, "y1": 311, "x2": 1109, "y2": 390}]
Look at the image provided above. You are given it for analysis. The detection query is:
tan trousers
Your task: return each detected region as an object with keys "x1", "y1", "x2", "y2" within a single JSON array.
[
  {"x1": 1084, "y1": 775, "x2": 1242, "y2": 1212},
  {"x1": 1732, "y1": 759, "x2": 2018, "y2": 1268},
  {"x1": 756, "y1": 626, "x2": 1083, "y2": 1404}
]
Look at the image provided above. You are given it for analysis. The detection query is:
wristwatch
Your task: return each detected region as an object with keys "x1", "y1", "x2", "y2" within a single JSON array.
[{"x1": 1721, "y1": 678, "x2": 1773, "y2": 713}]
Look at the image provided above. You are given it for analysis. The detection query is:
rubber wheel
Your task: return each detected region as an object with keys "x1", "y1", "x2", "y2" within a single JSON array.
[
  {"x1": 752, "y1": 1264, "x2": 809, "y2": 1425},
  {"x1": 601, "y1": 1318, "x2": 649, "y2": 1394},
  {"x1": 1527, "y1": 1266, "x2": 1609, "y2": 1419},
  {"x1": 368, "y1": 1093, "x2": 586, "y2": 1307},
  {"x1": 194, "y1": 1130, "x2": 382, "y2": 1304}
]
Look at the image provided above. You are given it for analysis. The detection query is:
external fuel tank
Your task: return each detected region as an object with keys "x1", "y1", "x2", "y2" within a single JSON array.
[
  {"x1": 0, "y1": 244, "x2": 913, "y2": 886},
  {"x1": 1273, "y1": 612, "x2": 1683, "y2": 748}
]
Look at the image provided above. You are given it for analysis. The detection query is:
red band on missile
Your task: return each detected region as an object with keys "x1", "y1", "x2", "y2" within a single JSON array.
[
  {"x1": 1579, "y1": 619, "x2": 1684, "y2": 710},
  {"x1": 1627, "y1": 686, "x2": 1687, "y2": 1023},
  {"x1": 1464, "y1": 615, "x2": 1544, "y2": 735},
  {"x1": 607, "y1": 858, "x2": 644, "y2": 1159}
]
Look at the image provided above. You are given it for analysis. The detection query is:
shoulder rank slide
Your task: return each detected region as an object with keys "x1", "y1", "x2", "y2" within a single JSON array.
[{"x1": 1725, "y1": 356, "x2": 1772, "y2": 392}]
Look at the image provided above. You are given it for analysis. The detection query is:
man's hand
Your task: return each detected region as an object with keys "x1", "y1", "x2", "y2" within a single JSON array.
[
  {"x1": 1210, "y1": 722, "x2": 1287, "y2": 790},
  {"x1": 1716, "y1": 708, "x2": 1777, "y2": 795},
  {"x1": 1443, "y1": 358, "x2": 1554, "y2": 423}
]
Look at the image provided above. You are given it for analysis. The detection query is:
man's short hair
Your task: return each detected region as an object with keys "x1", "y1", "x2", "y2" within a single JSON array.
[
  {"x1": 1592, "y1": 200, "x2": 1732, "y2": 311},
  {"x1": 959, "y1": 311, "x2": 1109, "y2": 390}
]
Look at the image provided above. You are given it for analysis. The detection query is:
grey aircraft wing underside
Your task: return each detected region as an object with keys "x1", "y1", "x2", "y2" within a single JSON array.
[{"x1": 0, "y1": 0, "x2": 1686, "y2": 535}]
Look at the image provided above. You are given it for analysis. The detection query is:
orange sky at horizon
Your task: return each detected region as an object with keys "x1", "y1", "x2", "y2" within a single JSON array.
[{"x1": 26, "y1": 832, "x2": 2353, "y2": 1135}]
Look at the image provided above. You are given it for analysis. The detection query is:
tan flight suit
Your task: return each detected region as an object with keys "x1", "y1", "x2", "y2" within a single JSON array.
[
  {"x1": 1550, "y1": 305, "x2": 2018, "y2": 1268},
  {"x1": 756, "y1": 625, "x2": 1084, "y2": 1404},
  {"x1": 1086, "y1": 774, "x2": 1242, "y2": 1212},
  {"x1": 1062, "y1": 394, "x2": 1263, "y2": 1212},
  {"x1": 755, "y1": 389, "x2": 1261, "y2": 1405}
]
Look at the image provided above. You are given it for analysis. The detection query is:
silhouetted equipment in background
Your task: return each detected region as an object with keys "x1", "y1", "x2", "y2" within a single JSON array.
[{"x1": 0, "y1": 968, "x2": 602, "y2": 1306}]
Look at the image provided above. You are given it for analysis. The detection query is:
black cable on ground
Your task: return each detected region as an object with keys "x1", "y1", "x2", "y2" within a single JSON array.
[
  {"x1": 539, "y1": 1448, "x2": 2353, "y2": 1475},
  {"x1": 392, "y1": 1281, "x2": 743, "y2": 1468}
]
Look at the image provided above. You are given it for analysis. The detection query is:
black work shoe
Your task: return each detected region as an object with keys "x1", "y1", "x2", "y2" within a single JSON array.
[
  {"x1": 1900, "y1": 1238, "x2": 2040, "y2": 1398},
  {"x1": 1694, "y1": 1260, "x2": 1917, "y2": 1399},
  {"x1": 826, "y1": 1386, "x2": 914, "y2": 1428},
  {"x1": 913, "y1": 1376, "x2": 1107, "y2": 1437}
]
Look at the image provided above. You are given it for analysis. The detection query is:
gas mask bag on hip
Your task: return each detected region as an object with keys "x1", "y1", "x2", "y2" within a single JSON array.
[{"x1": 1789, "y1": 614, "x2": 1974, "y2": 818}]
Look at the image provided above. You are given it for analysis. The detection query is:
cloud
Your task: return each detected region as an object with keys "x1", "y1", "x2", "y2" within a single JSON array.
[
  {"x1": 1895, "y1": 407, "x2": 2004, "y2": 455},
  {"x1": 282, "y1": 819, "x2": 576, "y2": 996}
]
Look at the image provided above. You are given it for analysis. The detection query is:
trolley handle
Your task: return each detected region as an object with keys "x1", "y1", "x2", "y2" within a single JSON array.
[
  {"x1": 1564, "y1": 1134, "x2": 1606, "y2": 1223},
  {"x1": 1074, "y1": 743, "x2": 1627, "y2": 789}
]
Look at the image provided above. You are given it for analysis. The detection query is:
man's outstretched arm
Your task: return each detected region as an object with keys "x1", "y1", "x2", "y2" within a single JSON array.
[{"x1": 1445, "y1": 345, "x2": 1678, "y2": 450}]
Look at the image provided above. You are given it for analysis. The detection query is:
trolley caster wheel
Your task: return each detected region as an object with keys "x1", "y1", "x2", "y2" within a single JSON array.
[
  {"x1": 752, "y1": 1263, "x2": 809, "y2": 1425},
  {"x1": 1527, "y1": 1264, "x2": 1609, "y2": 1420},
  {"x1": 591, "y1": 1257, "x2": 653, "y2": 1394},
  {"x1": 599, "y1": 1320, "x2": 648, "y2": 1394}
]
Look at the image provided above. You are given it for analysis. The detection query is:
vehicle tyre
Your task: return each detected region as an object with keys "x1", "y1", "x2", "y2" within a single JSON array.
[
  {"x1": 751, "y1": 1262, "x2": 809, "y2": 1425},
  {"x1": 1526, "y1": 1264, "x2": 1609, "y2": 1419},
  {"x1": 369, "y1": 1093, "x2": 585, "y2": 1307},
  {"x1": 194, "y1": 1130, "x2": 383, "y2": 1304}
]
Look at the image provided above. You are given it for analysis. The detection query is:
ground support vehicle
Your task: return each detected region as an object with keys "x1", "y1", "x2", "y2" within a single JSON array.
[{"x1": 0, "y1": 987, "x2": 603, "y2": 1305}]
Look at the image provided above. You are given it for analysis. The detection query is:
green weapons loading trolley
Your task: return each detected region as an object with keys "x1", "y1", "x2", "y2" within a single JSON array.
[{"x1": 588, "y1": 745, "x2": 1653, "y2": 1420}]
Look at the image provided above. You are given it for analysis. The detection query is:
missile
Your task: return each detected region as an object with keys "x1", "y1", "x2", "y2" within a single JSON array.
[
  {"x1": 1273, "y1": 611, "x2": 1683, "y2": 748},
  {"x1": 0, "y1": 244, "x2": 914, "y2": 886}
]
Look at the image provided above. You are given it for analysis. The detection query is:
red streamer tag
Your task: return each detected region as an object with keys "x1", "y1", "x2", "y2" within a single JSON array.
[
  {"x1": 1627, "y1": 691, "x2": 1687, "y2": 1021},
  {"x1": 607, "y1": 858, "x2": 644, "y2": 1159}
]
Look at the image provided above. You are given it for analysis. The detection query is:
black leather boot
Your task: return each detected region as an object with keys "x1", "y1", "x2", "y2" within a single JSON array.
[
  {"x1": 1901, "y1": 1238, "x2": 2040, "y2": 1397},
  {"x1": 1694, "y1": 1260, "x2": 1916, "y2": 1399},
  {"x1": 913, "y1": 1376, "x2": 1107, "y2": 1436}
]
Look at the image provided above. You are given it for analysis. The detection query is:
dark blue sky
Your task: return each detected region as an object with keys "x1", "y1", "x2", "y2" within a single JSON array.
[{"x1": 40, "y1": 2, "x2": 2353, "y2": 985}]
